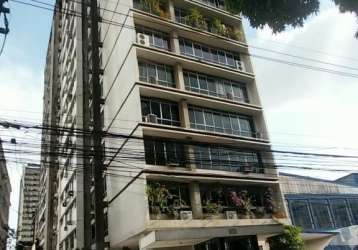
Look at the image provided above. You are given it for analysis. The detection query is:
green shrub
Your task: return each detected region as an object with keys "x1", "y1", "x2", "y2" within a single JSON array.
[{"x1": 268, "y1": 225, "x2": 304, "y2": 250}]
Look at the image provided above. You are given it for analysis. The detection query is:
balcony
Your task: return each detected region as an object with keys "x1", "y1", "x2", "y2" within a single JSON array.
[
  {"x1": 188, "y1": 105, "x2": 260, "y2": 139},
  {"x1": 133, "y1": 0, "x2": 169, "y2": 18},
  {"x1": 141, "y1": 97, "x2": 181, "y2": 127},
  {"x1": 175, "y1": 8, "x2": 243, "y2": 42},
  {"x1": 133, "y1": 0, "x2": 243, "y2": 43},
  {"x1": 144, "y1": 137, "x2": 269, "y2": 175},
  {"x1": 146, "y1": 181, "x2": 285, "y2": 221}
]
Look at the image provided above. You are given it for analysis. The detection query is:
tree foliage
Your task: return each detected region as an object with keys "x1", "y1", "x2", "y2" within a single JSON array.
[
  {"x1": 268, "y1": 225, "x2": 304, "y2": 250},
  {"x1": 333, "y1": 0, "x2": 358, "y2": 37},
  {"x1": 224, "y1": 0, "x2": 320, "y2": 33},
  {"x1": 224, "y1": 0, "x2": 358, "y2": 37}
]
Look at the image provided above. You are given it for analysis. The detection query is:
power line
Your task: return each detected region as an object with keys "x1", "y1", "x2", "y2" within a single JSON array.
[{"x1": 9, "y1": 0, "x2": 358, "y2": 79}]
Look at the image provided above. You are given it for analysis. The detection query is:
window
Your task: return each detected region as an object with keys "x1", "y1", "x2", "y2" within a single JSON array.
[
  {"x1": 136, "y1": 26, "x2": 170, "y2": 50},
  {"x1": 310, "y1": 199, "x2": 334, "y2": 229},
  {"x1": 144, "y1": 138, "x2": 185, "y2": 167},
  {"x1": 194, "y1": 145, "x2": 261, "y2": 173},
  {"x1": 141, "y1": 98, "x2": 180, "y2": 126},
  {"x1": 188, "y1": 106, "x2": 256, "y2": 137},
  {"x1": 330, "y1": 199, "x2": 351, "y2": 228},
  {"x1": 183, "y1": 70, "x2": 249, "y2": 102},
  {"x1": 179, "y1": 38, "x2": 243, "y2": 70},
  {"x1": 138, "y1": 61, "x2": 175, "y2": 87},
  {"x1": 348, "y1": 199, "x2": 358, "y2": 224},
  {"x1": 290, "y1": 200, "x2": 314, "y2": 230}
]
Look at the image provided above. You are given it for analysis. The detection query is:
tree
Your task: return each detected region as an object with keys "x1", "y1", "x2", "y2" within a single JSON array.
[
  {"x1": 224, "y1": 0, "x2": 320, "y2": 33},
  {"x1": 333, "y1": 0, "x2": 358, "y2": 37},
  {"x1": 224, "y1": 0, "x2": 358, "y2": 38},
  {"x1": 268, "y1": 225, "x2": 304, "y2": 250}
]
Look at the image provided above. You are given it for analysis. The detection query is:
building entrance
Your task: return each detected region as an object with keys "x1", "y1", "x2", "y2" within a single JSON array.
[{"x1": 195, "y1": 235, "x2": 259, "y2": 250}]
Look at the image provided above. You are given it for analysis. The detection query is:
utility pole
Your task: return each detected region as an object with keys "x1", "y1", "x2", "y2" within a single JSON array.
[
  {"x1": 88, "y1": 0, "x2": 105, "y2": 248},
  {"x1": 81, "y1": 0, "x2": 93, "y2": 248},
  {"x1": 0, "y1": 0, "x2": 9, "y2": 34}
]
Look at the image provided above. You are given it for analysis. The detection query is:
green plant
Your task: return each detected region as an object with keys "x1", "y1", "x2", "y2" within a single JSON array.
[
  {"x1": 204, "y1": 200, "x2": 220, "y2": 214},
  {"x1": 186, "y1": 8, "x2": 207, "y2": 30},
  {"x1": 268, "y1": 225, "x2": 304, "y2": 250},
  {"x1": 140, "y1": 0, "x2": 161, "y2": 15},
  {"x1": 146, "y1": 182, "x2": 169, "y2": 214},
  {"x1": 226, "y1": 27, "x2": 242, "y2": 41},
  {"x1": 230, "y1": 190, "x2": 252, "y2": 215}
]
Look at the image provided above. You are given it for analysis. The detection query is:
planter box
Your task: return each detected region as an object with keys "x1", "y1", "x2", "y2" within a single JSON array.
[
  {"x1": 180, "y1": 210, "x2": 193, "y2": 220},
  {"x1": 150, "y1": 213, "x2": 170, "y2": 220},
  {"x1": 225, "y1": 210, "x2": 238, "y2": 220},
  {"x1": 204, "y1": 213, "x2": 225, "y2": 220}
]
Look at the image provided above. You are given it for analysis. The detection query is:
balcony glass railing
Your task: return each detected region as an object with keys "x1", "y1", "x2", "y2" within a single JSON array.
[
  {"x1": 138, "y1": 61, "x2": 175, "y2": 88},
  {"x1": 188, "y1": 105, "x2": 258, "y2": 138},
  {"x1": 179, "y1": 38, "x2": 246, "y2": 71},
  {"x1": 183, "y1": 70, "x2": 249, "y2": 103},
  {"x1": 144, "y1": 138, "x2": 265, "y2": 174},
  {"x1": 195, "y1": 0, "x2": 226, "y2": 10},
  {"x1": 141, "y1": 98, "x2": 181, "y2": 126}
]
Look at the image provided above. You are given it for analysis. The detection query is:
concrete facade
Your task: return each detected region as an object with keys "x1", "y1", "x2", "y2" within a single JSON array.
[
  {"x1": 17, "y1": 165, "x2": 40, "y2": 249},
  {"x1": 280, "y1": 173, "x2": 358, "y2": 250},
  {"x1": 0, "y1": 139, "x2": 11, "y2": 250},
  {"x1": 39, "y1": 0, "x2": 289, "y2": 249}
]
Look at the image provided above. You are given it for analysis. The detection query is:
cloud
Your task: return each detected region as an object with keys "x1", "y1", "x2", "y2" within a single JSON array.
[
  {"x1": 245, "y1": 6, "x2": 358, "y2": 179},
  {"x1": 0, "y1": 61, "x2": 43, "y2": 232}
]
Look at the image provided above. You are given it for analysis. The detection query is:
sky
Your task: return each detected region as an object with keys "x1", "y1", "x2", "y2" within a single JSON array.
[{"x1": 0, "y1": 0, "x2": 358, "y2": 243}]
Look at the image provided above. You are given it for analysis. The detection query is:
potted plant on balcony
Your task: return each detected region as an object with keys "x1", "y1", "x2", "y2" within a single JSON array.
[
  {"x1": 230, "y1": 190, "x2": 253, "y2": 219},
  {"x1": 264, "y1": 187, "x2": 275, "y2": 214},
  {"x1": 146, "y1": 182, "x2": 170, "y2": 220},
  {"x1": 139, "y1": 0, "x2": 161, "y2": 16},
  {"x1": 168, "y1": 195, "x2": 192, "y2": 220},
  {"x1": 210, "y1": 17, "x2": 225, "y2": 35},
  {"x1": 203, "y1": 200, "x2": 223, "y2": 219},
  {"x1": 186, "y1": 8, "x2": 207, "y2": 30},
  {"x1": 226, "y1": 26, "x2": 243, "y2": 41}
]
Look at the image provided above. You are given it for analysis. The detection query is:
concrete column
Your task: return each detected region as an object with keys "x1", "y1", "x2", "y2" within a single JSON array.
[
  {"x1": 174, "y1": 63, "x2": 185, "y2": 90},
  {"x1": 189, "y1": 183, "x2": 203, "y2": 219},
  {"x1": 179, "y1": 100, "x2": 190, "y2": 128},
  {"x1": 186, "y1": 146, "x2": 196, "y2": 170},
  {"x1": 168, "y1": 0, "x2": 175, "y2": 22},
  {"x1": 257, "y1": 235, "x2": 270, "y2": 250},
  {"x1": 170, "y1": 31, "x2": 180, "y2": 54}
]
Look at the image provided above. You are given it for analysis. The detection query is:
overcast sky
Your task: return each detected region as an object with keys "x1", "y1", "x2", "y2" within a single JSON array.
[{"x1": 1, "y1": 0, "x2": 358, "y2": 240}]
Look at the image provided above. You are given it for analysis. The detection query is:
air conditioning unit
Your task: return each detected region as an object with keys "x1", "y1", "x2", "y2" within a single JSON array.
[
  {"x1": 236, "y1": 60, "x2": 246, "y2": 72},
  {"x1": 226, "y1": 92, "x2": 234, "y2": 100},
  {"x1": 68, "y1": 190, "x2": 74, "y2": 196},
  {"x1": 137, "y1": 33, "x2": 150, "y2": 47},
  {"x1": 146, "y1": 114, "x2": 158, "y2": 124},
  {"x1": 225, "y1": 210, "x2": 238, "y2": 220},
  {"x1": 180, "y1": 211, "x2": 193, "y2": 220}
]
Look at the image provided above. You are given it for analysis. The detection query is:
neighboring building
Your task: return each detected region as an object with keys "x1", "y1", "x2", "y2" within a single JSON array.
[
  {"x1": 0, "y1": 139, "x2": 11, "y2": 250},
  {"x1": 280, "y1": 173, "x2": 358, "y2": 250},
  {"x1": 36, "y1": 26, "x2": 61, "y2": 250},
  {"x1": 39, "y1": 0, "x2": 289, "y2": 249},
  {"x1": 17, "y1": 165, "x2": 40, "y2": 249}
]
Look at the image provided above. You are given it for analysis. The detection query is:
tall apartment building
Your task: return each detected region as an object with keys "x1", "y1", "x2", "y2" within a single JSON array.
[
  {"x1": 39, "y1": 0, "x2": 289, "y2": 249},
  {"x1": 17, "y1": 164, "x2": 40, "y2": 249},
  {"x1": 0, "y1": 139, "x2": 11, "y2": 250}
]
